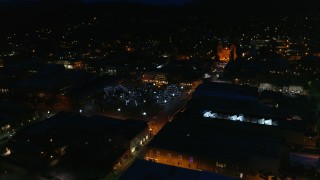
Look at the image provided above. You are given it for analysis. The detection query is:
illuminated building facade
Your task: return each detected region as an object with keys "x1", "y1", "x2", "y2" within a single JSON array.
[
  {"x1": 217, "y1": 44, "x2": 237, "y2": 62},
  {"x1": 120, "y1": 159, "x2": 240, "y2": 180},
  {"x1": 142, "y1": 73, "x2": 168, "y2": 86},
  {"x1": 54, "y1": 60, "x2": 84, "y2": 70},
  {"x1": 258, "y1": 83, "x2": 307, "y2": 95},
  {"x1": 145, "y1": 147, "x2": 233, "y2": 176},
  {"x1": 0, "y1": 88, "x2": 9, "y2": 94}
]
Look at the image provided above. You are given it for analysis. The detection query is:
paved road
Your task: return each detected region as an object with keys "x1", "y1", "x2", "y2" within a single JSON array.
[
  {"x1": 103, "y1": 144, "x2": 149, "y2": 180},
  {"x1": 101, "y1": 92, "x2": 192, "y2": 179}
]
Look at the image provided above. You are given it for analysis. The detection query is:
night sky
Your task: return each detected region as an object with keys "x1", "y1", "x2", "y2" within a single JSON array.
[
  {"x1": 0, "y1": 0, "x2": 314, "y2": 10},
  {"x1": 83, "y1": 0, "x2": 193, "y2": 5},
  {"x1": 0, "y1": 0, "x2": 193, "y2": 5}
]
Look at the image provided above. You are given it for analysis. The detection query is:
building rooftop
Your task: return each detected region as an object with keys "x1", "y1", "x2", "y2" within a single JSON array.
[
  {"x1": 0, "y1": 102, "x2": 34, "y2": 123},
  {"x1": 14, "y1": 112, "x2": 148, "y2": 147},
  {"x1": 5, "y1": 112, "x2": 148, "y2": 178},
  {"x1": 190, "y1": 82, "x2": 317, "y2": 132},
  {"x1": 193, "y1": 82, "x2": 259, "y2": 102},
  {"x1": 147, "y1": 109, "x2": 313, "y2": 171},
  {"x1": 14, "y1": 69, "x2": 92, "y2": 94}
]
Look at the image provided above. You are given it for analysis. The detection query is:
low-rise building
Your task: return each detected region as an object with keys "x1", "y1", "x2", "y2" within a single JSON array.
[
  {"x1": 145, "y1": 112, "x2": 286, "y2": 179},
  {"x1": 3, "y1": 112, "x2": 150, "y2": 179},
  {"x1": 120, "y1": 159, "x2": 240, "y2": 180},
  {"x1": 145, "y1": 82, "x2": 319, "y2": 179}
]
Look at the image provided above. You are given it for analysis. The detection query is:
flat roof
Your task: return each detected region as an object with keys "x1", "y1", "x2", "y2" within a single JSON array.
[
  {"x1": 189, "y1": 82, "x2": 317, "y2": 130},
  {"x1": 148, "y1": 112, "x2": 287, "y2": 168},
  {"x1": 6, "y1": 112, "x2": 148, "y2": 176},
  {"x1": 14, "y1": 70, "x2": 92, "y2": 93},
  {"x1": 193, "y1": 82, "x2": 259, "y2": 101},
  {"x1": 15, "y1": 112, "x2": 148, "y2": 145}
]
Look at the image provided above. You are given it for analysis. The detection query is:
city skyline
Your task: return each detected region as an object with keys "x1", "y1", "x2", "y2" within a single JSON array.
[{"x1": 0, "y1": 1, "x2": 320, "y2": 179}]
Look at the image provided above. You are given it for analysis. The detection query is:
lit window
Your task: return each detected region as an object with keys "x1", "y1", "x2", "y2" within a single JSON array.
[
  {"x1": 178, "y1": 155, "x2": 182, "y2": 161},
  {"x1": 203, "y1": 111, "x2": 217, "y2": 118},
  {"x1": 167, "y1": 153, "x2": 171, "y2": 158},
  {"x1": 157, "y1": 151, "x2": 160, "y2": 156},
  {"x1": 264, "y1": 119, "x2": 272, "y2": 125},
  {"x1": 229, "y1": 115, "x2": 238, "y2": 121},
  {"x1": 258, "y1": 118, "x2": 265, "y2": 124},
  {"x1": 237, "y1": 114, "x2": 244, "y2": 121},
  {"x1": 189, "y1": 157, "x2": 193, "y2": 163},
  {"x1": 216, "y1": 162, "x2": 226, "y2": 168}
]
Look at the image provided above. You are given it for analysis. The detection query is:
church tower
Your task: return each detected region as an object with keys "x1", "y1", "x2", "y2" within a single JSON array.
[{"x1": 217, "y1": 44, "x2": 237, "y2": 62}]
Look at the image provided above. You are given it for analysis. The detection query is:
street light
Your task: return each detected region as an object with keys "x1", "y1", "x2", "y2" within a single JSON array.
[{"x1": 143, "y1": 112, "x2": 147, "y2": 116}]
